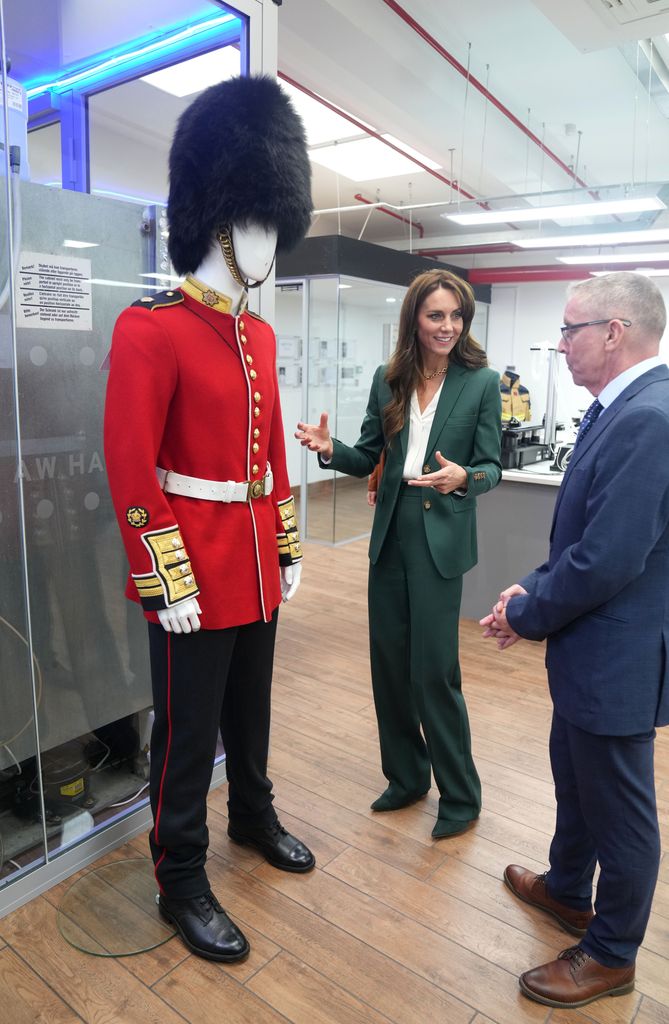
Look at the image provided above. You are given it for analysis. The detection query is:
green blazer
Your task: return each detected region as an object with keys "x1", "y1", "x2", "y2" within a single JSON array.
[{"x1": 321, "y1": 362, "x2": 502, "y2": 578}]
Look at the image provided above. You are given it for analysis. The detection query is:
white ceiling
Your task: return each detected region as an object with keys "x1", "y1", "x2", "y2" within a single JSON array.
[{"x1": 13, "y1": 0, "x2": 669, "y2": 279}]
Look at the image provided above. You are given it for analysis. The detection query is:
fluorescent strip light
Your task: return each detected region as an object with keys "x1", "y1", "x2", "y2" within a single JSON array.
[
  {"x1": 86, "y1": 278, "x2": 161, "y2": 289},
  {"x1": 63, "y1": 239, "x2": 99, "y2": 249},
  {"x1": 25, "y1": 13, "x2": 238, "y2": 99},
  {"x1": 446, "y1": 197, "x2": 665, "y2": 226},
  {"x1": 141, "y1": 46, "x2": 239, "y2": 97},
  {"x1": 515, "y1": 228, "x2": 669, "y2": 249},
  {"x1": 591, "y1": 268, "x2": 669, "y2": 277},
  {"x1": 559, "y1": 251, "x2": 669, "y2": 265}
]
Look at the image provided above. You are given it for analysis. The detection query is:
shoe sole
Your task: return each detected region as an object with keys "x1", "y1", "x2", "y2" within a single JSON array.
[
  {"x1": 519, "y1": 975, "x2": 635, "y2": 1008},
  {"x1": 503, "y1": 868, "x2": 590, "y2": 937},
  {"x1": 228, "y1": 829, "x2": 316, "y2": 873},
  {"x1": 158, "y1": 903, "x2": 250, "y2": 963}
]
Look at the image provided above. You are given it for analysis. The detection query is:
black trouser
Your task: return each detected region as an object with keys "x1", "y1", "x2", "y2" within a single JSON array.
[{"x1": 147, "y1": 611, "x2": 279, "y2": 899}]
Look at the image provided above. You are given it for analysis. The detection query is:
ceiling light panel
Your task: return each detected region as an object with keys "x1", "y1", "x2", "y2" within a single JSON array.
[
  {"x1": 280, "y1": 81, "x2": 368, "y2": 147},
  {"x1": 559, "y1": 251, "x2": 669, "y2": 264},
  {"x1": 446, "y1": 197, "x2": 665, "y2": 226},
  {"x1": 515, "y1": 228, "x2": 669, "y2": 249},
  {"x1": 141, "y1": 45, "x2": 240, "y2": 97},
  {"x1": 310, "y1": 137, "x2": 430, "y2": 181}
]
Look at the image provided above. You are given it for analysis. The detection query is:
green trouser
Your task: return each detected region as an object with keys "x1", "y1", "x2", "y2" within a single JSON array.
[{"x1": 368, "y1": 487, "x2": 481, "y2": 825}]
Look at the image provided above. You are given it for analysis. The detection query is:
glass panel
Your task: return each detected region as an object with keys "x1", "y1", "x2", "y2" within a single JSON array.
[
  {"x1": 275, "y1": 281, "x2": 305, "y2": 503},
  {"x1": 88, "y1": 40, "x2": 242, "y2": 206},
  {"x1": 0, "y1": 15, "x2": 47, "y2": 883},
  {"x1": 1, "y1": 0, "x2": 248, "y2": 889},
  {"x1": 333, "y1": 277, "x2": 405, "y2": 544},
  {"x1": 57, "y1": 859, "x2": 176, "y2": 957},
  {"x1": 27, "y1": 122, "x2": 61, "y2": 187},
  {"x1": 304, "y1": 277, "x2": 339, "y2": 542}
]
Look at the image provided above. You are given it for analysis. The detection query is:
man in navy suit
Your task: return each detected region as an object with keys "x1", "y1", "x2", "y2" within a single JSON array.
[{"x1": 481, "y1": 271, "x2": 669, "y2": 1010}]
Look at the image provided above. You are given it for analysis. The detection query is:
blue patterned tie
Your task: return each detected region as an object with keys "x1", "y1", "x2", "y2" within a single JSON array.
[{"x1": 575, "y1": 398, "x2": 603, "y2": 448}]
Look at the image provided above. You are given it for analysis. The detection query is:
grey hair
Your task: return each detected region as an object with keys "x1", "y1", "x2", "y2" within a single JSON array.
[{"x1": 567, "y1": 272, "x2": 666, "y2": 339}]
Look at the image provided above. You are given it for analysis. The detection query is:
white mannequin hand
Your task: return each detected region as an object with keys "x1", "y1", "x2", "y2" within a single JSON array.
[
  {"x1": 157, "y1": 597, "x2": 202, "y2": 634},
  {"x1": 280, "y1": 562, "x2": 302, "y2": 602}
]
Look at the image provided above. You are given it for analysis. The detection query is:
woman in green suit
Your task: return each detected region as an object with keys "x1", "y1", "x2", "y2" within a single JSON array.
[{"x1": 296, "y1": 270, "x2": 502, "y2": 838}]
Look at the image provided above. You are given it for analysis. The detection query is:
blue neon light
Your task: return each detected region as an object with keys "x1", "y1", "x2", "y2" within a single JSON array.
[{"x1": 24, "y1": 12, "x2": 241, "y2": 99}]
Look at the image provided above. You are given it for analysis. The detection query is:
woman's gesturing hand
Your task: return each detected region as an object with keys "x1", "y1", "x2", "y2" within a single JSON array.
[
  {"x1": 295, "y1": 412, "x2": 334, "y2": 459},
  {"x1": 408, "y1": 450, "x2": 468, "y2": 494}
]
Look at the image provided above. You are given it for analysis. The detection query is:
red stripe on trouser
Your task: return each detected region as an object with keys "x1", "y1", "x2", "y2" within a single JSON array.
[{"x1": 153, "y1": 632, "x2": 173, "y2": 894}]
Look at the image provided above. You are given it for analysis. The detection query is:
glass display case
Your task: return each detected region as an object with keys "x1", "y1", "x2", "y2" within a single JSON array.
[{"x1": 0, "y1": 0, "x2": 274, "y2": 917}]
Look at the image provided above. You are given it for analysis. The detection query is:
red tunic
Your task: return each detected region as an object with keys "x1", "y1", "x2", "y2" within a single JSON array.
[{"x1": 104, "y1": 287, "x2": 301, "y2": 630}]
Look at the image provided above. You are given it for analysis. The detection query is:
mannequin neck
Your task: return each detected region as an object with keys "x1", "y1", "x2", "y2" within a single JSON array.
[{"x1": 189, "y1": 238, "x2": 246, "y2": 315}]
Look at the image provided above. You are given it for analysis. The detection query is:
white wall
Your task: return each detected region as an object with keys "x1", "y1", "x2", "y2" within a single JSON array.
[{"x1": 487, "y1": 280, "x2": 669, "y2": 434}]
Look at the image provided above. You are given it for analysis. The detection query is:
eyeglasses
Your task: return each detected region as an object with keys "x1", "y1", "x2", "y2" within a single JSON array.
[{"x1": 559, "y1": 318, "x2": 632, "y2": 342}]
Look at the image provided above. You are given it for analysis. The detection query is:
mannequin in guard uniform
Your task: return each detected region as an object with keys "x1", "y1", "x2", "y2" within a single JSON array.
[{"x1": 104, "y1": 76, "x2": 314, "y2": 963}]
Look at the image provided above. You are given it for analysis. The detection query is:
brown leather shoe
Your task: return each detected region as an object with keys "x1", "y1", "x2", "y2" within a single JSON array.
[
  {"x1": 519, "y1": 945, "x2": 635, "y2": 1008},
  {"x1": 504, "y1": 864, "x2": 594, "y2": 936}
]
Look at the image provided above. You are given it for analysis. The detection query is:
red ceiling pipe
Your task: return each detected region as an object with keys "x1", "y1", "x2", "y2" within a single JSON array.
[
  {"x1": 279, "y1": 71, "x2": 479, "y2": 201},
  {"x1": 380, "y1": 0, "x2": 592, "y2": 193},
  {"x1": 469, "y1": 266, "x2": 593, "y2": 284},
  {"x1": 354, "y1": 193, "x2": 425, "y2": 237}
]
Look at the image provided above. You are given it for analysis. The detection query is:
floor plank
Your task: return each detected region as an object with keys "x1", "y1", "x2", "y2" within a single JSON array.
[{"x1": 0, "y1": 536, "x2": 665, "y2": 1023}]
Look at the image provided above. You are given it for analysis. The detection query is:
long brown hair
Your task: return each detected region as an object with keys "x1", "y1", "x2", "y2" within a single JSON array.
[{"x1": 383, "y1": 269, "x2": 487, "y2": 443}]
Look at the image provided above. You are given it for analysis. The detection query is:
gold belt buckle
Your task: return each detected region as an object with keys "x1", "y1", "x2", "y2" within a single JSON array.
[{"x1": 248, "y1": 478, "x2": 265, "y2": 500}]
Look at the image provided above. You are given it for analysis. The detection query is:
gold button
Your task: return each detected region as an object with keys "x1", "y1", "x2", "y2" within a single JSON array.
[
  {"x1": 254, "y1": 407, "x2": 260, "y2": 418},
  {"x1": 246, "y1": 354, "x2": 253, "y2": 364},
  {"x1": 253, "y1": 442, "x2": 259, "y2": 454},
  {"x1": 240, "y1": 334, "x2": 247, "y2": 343},
  {"x1": 141, "y1": 296, "x2": 152, "y2": 302},
  {"x1": 166, "y1": 291, "x2": 173, "y2": 296},
  {"x1": 254, "y1": 392, "x2": 261, "y2": 402},
  {"x1": 239, "y1": 320, "x2": 245, "y2": 330},
  {"x1": 252, "y1": 464, "x2": 259, "y2": 475},
  {"x1": 423, "y1": 500, "x2": 431, "y2": 510},
  {"x1": 423, "y1": 463, "x2": 431, "y2": 474},
  {"x1": 254, "y1": 428, "x2": 260, "y2": 438},
  {"x1": 249, "y1": 369, "x2": 257, "y2": 380}
]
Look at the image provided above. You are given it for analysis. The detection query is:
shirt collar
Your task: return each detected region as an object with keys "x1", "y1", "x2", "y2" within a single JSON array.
[{"x1": 598, "y1": 356, "x2": 665, "y2": 408}]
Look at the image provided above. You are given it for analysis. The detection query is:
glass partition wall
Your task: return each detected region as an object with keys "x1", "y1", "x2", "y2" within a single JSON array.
[
  {"x1": 276, "y1": 274, "x2": 407, "y2": 545},
  {"x1": 0, "y1": 0, "x2": 271, "y2": 916}
]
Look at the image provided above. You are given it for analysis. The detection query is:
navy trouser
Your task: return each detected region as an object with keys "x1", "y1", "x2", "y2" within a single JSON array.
[
  {"x1": 147, "y1": 611, "x2": 279, "y2": 899},
  {"x1": 545, "y1": 710, "x2": 660, "y2": 967}
]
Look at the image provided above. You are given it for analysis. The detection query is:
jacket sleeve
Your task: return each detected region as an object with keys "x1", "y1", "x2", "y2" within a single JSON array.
[
  {"x1": 456, "y1": 369, "x2": 503, "y2": 498},
  {"x1": 506, "y1": 406, "x2": 669, "y2": 641},
  {"x1": 267, "y1": 352, "x2": 303, "y2": 567},
  {"x1": 104, "y1": 307, "x2": 200, "y2": 611},
  {"x1": 318, "y1": 365, "x2": 386, "y2": 478}
]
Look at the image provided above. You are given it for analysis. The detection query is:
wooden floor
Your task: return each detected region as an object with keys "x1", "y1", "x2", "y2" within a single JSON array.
[{"x1": 1, "y1": 538, "x2": 668, "y2": 1024}]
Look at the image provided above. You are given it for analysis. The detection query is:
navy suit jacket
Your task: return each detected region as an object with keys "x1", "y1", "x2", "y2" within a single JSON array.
[{"x1": 506, "y1": 364, "x2": 669, "y2": 736}]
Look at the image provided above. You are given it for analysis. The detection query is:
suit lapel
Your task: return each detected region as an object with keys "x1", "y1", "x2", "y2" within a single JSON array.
[{"x1": 423, "y1": 364, "x2": 468, "y2": 460}]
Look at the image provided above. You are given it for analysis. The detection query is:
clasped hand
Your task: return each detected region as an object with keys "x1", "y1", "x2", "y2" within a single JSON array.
[
  {"x1": 295, "y1": 412, "x2": 333, "y2": 460},
  {"x1": 479, "y1": 584, "x2": 526, "y2": 649},
  {"x1": 408, "y1": 450, "x2": 468, "y2": 494}
]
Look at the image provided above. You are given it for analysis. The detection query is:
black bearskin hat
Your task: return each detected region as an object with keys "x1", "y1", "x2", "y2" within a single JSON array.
[{"x1": 167, "y1": 75, "x2": 312, "y2": 275}]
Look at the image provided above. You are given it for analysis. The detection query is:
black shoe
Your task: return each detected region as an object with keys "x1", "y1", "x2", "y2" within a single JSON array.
[
  {"x1": 158, "y1": 890, "x2": 249, "y2": 962},
  {"x1": 228, "y1": 820, "x2": 316, "y2": 872},
  {"x1": 370, "y1": 787, "x2": 429, "y2": 812}
]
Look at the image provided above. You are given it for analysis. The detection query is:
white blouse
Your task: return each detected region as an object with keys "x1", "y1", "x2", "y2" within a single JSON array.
[{"x1": 402, "y1": 382, "x2": 444, "y2": 480}]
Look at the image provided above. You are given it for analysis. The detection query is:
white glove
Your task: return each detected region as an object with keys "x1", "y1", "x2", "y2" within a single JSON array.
[
  {"x1": 157, "y1": 597, "x2": 202, "y2": 634},
  {"x1": 280, "y1": 562, "x2": 302, "y2": 602}
]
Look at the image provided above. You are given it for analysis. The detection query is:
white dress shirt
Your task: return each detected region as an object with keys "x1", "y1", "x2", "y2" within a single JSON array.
[{"x1": 403, "y1": 382, "x2": 444, "y2": 480}]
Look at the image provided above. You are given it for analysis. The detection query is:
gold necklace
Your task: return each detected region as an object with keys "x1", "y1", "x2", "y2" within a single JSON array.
[{"x1": 422, "y1": 364, "x2": 449, "y2": 381}]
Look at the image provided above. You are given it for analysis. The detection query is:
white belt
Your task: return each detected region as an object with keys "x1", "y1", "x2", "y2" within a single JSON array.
[{"x1": 156, "y1": 465, "x2": 273, "y2": 502}]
